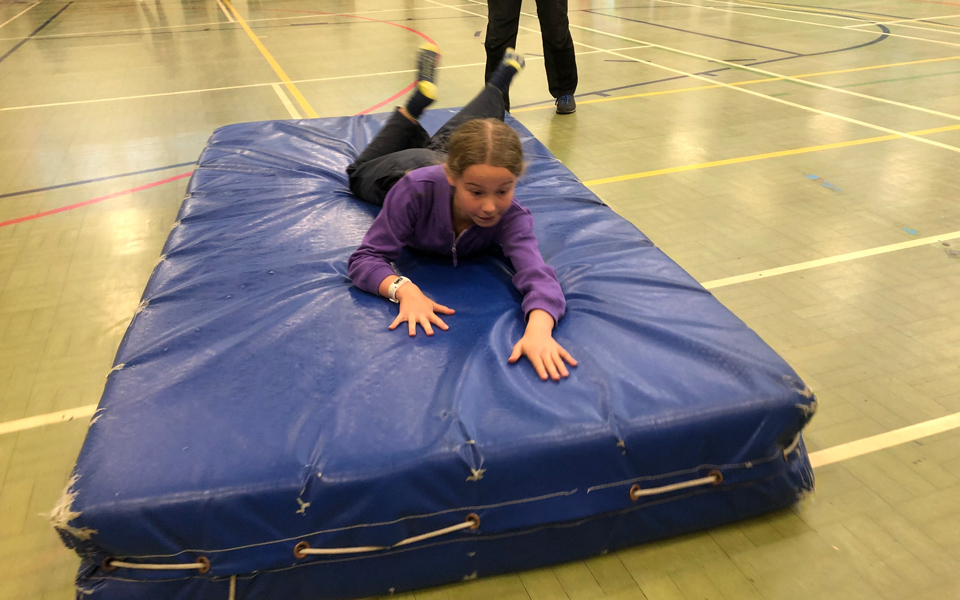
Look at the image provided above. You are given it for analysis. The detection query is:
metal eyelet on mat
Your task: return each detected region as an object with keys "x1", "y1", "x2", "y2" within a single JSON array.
[
  {"x1": 294, "y1": 541, "x2": 310, "y2": 559},
  {"x1": 196, "y1": 556, "x2": 211, "y2": 574},
  {"x1": 466, "y1": 513, "x2": 480, "y2": 530},
  {"x1": 101, "y1": 557, "x2": 118, "y2": 572}
]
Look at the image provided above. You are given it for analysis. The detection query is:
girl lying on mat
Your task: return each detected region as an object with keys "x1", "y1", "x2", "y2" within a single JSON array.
[{"x1": 347, "y1": 45, "x2": 576, "y2": 381}]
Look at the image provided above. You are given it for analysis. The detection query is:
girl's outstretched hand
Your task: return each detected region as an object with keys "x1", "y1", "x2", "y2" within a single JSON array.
[
  {"x1": 508, "y1": 309, "x2": 577, "y2": 381},
  {"x1": 390, "y1": 283, "x2": 455, "y2": 336}
]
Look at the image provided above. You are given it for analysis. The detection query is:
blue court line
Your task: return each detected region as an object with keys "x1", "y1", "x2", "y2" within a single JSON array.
[
  {"x1": 512, "y1": 22, "x2": 889, "y2": 109},
  {"x1": 0, "y1": 162, "x2": 196, "y2": 200},
  {"x1": 584, "y1": 9, "x2": 803, "y2": 55},
  {"x1": 0, "y1": 2, "x2": 73, "y2": 64}
]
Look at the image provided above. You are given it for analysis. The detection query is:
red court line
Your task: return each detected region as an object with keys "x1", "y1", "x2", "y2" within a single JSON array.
[
  {"x1": 910, "y1": 0, "x2": 960, "y2": 5},
  {"x1": 0, "y1": 171, "x2": 193, "y2": 229},
  {"x1": 262, "y1": 8, "x2": 438, "y2": 45},
  {"x1": 261, "y1": 8, "x2": 436, "y2": 114},
  {"x1": 357, "y1": 82, "x2": 417, "y2": 115}
]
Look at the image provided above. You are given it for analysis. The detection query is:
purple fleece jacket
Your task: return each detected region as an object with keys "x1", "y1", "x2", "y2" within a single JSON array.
[{"x1": 348, "y1": 165, "x2": 566, "y2": 323}]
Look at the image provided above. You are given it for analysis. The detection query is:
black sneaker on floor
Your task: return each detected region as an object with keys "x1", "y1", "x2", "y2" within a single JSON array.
[{"x1": 555, "y1": 94, "x2": 576, "y2": 114}]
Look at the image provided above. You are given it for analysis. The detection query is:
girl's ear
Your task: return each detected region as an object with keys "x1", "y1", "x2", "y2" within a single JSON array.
[{"x1": 443, "y1": 164, "x2": 457, "y2": 187}]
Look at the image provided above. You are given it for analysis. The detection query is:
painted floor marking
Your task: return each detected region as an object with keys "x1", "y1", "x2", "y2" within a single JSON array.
[
  {"x1": 271, "y1": 83, "x2": 302, "y2": 119},
  {"x1": 547, "y1": 29, "x2": 960, "y2": 155},
  {"x1": 444, "y1": 0, "x2": 960, "y2": 155},
  {"x1": 701, "y1": 229, "x2": 960, "y2": 289},
  {"x1": 0, "y1": 161, "x2": 196, "y2": 200},
  {"x1": 0, "y1": 406, "x2": 98, "y2": 436},
  {"x1": 0, "y1": 172, "x2": 193, "y2": 229},
  {"x1": 667, "y1": 0, "x2": 960, "y2": 49},
  {"x1": 514, "y1": 55, "x2": 960, "y2": 113},
  {"x1": 221, "y1": 0, "x2": 318, "y2": 118},
  {"x1": 583, "y1": 123, "x2": 960, "y2": 185},
  {"x1": 0, "y1": 1, "x2": 39, "y2": 30},
  {"x1": 0, "y1": 47, "x2": 641, "y2": 113},
  {"x1": 843, "y1": 13, "x2": 960, "y2": 29},
  {"x1": 216, "y1": 0, "x2": 236, "y2": 23},
  {"x1": 575, "y1": 10, "x2": 960, "y2": 126},
  {"x1": 0, "y1": 2, "x2": 72, "y2": 64},
  {"x1": 0, "y1": 4, "x2": 480, "y2": 42},
  {"x1": 808, "y1": 412, "x2": 960, "y2": 468}
]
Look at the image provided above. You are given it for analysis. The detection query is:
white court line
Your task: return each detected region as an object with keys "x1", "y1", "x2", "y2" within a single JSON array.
[
  {"x1": 216, "y1": 0, "x2": 236, "y2": 23},
  {"x1": 0, "y1": 47, "x2": 641, "y2": 112},
  {"x1": 452, "y1": 0, "x2": 960, "y2": 131},
  {"x1": 0, "y1": 405, "x2": 97, "y2": 436},
  {"x1": 575, "y1": 2, "x2": 960, "y2": 125},
  {"x1": 0, "y1": 4, "x2": 479, "y2": 42},
  {"x1": 0, "y1": 1, "x2": 39, "y2": 30},
  {"x1": 843, "y1": 13, "x2": 960, "y2": 29},
  {"x1": 662, "y1": 0, "x2": 960, "y2": 49},
  {"x1": 443, "y1": 0, "x2": 960, "y2": 155},
  {"x1": 808, "y1": 412, "x2": 960, "y2": 468},
  {"x1": 701, "y1": 229, "x2": 960, "y2": 289},
  {"x1": 271, "y1": 83, "x2": 302, "y2": 118}
]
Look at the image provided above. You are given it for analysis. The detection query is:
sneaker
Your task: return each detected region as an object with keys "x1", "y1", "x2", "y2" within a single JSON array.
[
  {"x1": 416, "y1": 43, "x2": 441, "y2": 96},
  {"x1": 503, "y1": 47, "x2": 526, "y2": 73},
  {"x1": 555, "y1": 94, "x2": 576, "y2": 114}
]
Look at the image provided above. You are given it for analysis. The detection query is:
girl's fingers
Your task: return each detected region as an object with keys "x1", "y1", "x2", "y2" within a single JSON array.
[
  {"x1": 559, "y1": 346, "x2": 578, "y2": 366},
  {"x1": 408, "y1": 317, "x2": 417, "y2": 337},
  {"x1": 429, "y1": 314, "x2": 449, "y2": 331},
  {"x1": 389, "y1": 315, "x2": 403, "y2": 330},
  {"x1": 531, "y1": 354, "x2": 548, "y2": 380},
  {"x1": 434, "y1": 303, "x2": 456, "y2": 315},
  {"x1": 508, "y1": 341, "x2": 523, "y2": 363},
  {"x1": 543, "y1": 352, "x2": 561, "y2": 381},
  {"x1": 420, "y1": 316, "x2": 434, "y2": 336},
  {"x1": 553, "y1": 351, "x2": 570, "y2": 378}
]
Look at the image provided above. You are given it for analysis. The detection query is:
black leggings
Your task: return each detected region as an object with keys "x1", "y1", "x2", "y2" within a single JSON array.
[{"x1": 347, "y1": 84, "x2": 506, "y2": 206}]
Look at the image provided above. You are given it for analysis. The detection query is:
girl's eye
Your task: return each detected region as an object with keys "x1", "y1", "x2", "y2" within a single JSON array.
[{"x1": 472, "y1": 191, "x2": 483, "y2": 197}]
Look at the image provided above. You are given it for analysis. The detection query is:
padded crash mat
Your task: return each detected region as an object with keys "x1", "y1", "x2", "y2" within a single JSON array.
[{"x1": 56, "y1": 112, "x2": 816, "y2": 599}]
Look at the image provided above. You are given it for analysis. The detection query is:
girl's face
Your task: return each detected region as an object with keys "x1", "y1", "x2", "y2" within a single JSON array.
[{"x1": 446, "y1": 164, "x2": 518, "y2": 229}]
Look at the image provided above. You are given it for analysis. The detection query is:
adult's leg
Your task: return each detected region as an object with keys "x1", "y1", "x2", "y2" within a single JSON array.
[
  {"x1": 426, "y1": 84, "x2": 506, "y2": 153},
  {"x1": 484, "y1": 0, "x2": 523, "y2": 109},
  {"x1": 535, "y1": 0, "x2": 578, "y2": 98}
]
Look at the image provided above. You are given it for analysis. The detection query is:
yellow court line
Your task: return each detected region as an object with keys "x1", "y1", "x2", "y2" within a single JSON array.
[
  {"x1": 221, "y1": 0, "x2": 318, "y2": 118},
  {"x1": 701, "y1": 228, "x2": 960, "y2": 289},
  {"x1": 583, "y1": 123, "x2": 960, "y2": 186},
  {"x1": 513, "y1": 55, "x2": 960, "y2": 113}
]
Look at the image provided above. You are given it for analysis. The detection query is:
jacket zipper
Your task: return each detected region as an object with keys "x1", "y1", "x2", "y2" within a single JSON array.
[{"x1": 451, "y1": 229, "x2": 467, "y2": 266}]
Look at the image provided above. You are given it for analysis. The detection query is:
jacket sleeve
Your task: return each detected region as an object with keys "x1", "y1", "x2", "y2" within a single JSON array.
[
  {"x1": 347, "y1": 176, "x2": 420, "y2": 295},
  {"x1": 497, "y1": 205, "x2": 566, "y2": 323}
]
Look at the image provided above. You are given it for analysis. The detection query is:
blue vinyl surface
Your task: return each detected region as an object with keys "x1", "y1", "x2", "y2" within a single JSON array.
[{"x1": 59, "y1": 112, "x2": 816, "y2": 599}]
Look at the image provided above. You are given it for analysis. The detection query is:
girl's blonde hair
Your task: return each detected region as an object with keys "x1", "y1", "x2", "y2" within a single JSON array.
[{"x1": 446, "y1": 118, "x2": 524, "y2": 179}]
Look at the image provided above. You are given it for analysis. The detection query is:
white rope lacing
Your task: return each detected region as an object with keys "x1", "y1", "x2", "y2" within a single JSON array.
[
  {"x1": 630, "y1": 470, "x2": 722, "y2": 500},
  {"x1": 102, "y1": 556, "x2": 209, "y2": 573},
  {"x1": 294, "y1": 514, "x2": 480, "y2": 558}
]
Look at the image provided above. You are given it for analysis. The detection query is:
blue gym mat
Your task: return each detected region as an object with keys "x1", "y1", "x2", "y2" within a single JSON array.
[{"x1": 56, "y1": 112, "x2": 815, "y2": 599}]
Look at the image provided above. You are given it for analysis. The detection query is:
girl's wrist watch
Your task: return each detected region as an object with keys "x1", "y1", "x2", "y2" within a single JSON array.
[{"x1": 387, "y1": 276, "x2": 411, "y2": 303}]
